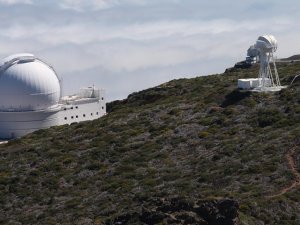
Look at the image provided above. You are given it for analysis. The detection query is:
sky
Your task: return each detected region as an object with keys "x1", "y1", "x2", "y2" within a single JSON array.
[{"x1": 0, "y1": 0, "x2": 299, "y2": 101}]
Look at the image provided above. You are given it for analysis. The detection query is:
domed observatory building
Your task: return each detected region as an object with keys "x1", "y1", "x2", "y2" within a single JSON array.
[
  {"x1": 0, "y1": 53, "x2": 106, "y2": 139},
  {"x1": 238, "y1": 35, "x2": 286, "y2": 91}
]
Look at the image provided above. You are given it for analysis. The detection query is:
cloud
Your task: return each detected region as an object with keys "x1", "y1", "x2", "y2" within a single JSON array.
[
  {"x1": 0, "y1": 0, "x2": 299, "y2": 100},
  {"x1": 0, "y1": 16, "x2": 292, "y2": 45},
  {"x1": 59, "y1": 0, "x2": 114, "y2": 11},
  {"x1": 0, "y1": 0, "x2": 32, "y2": 5},
  {"x1": 0, "y1": 13, "x2": 296, "y2": 75},
  {"x1": 58, "y1": 0, "x2": 148, "y2": 11},
  {"x1": 58, "y1": 0, "x2": 176, "y2": 12}
]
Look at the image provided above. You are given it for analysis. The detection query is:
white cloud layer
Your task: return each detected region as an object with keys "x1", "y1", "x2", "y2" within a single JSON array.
[
  {"x1": 58, "y1": 0, "x2": 149, "y2": 11},
  {"x1": 59, "y1": 0, "x2": 114, "y2": 11},
  {"x1": 0, "y1": 0, "x2": 32, "y2": 5},
  {"x1": 0, "y1": 0, "x2": 299, "y2": 100}
]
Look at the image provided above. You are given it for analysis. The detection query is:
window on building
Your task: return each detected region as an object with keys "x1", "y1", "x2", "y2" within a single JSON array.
[
  {"x1": 83, "y1": 114, "x2": 86, "y2": 117},
  {"x1": 76, "y1": 115, "x2": 78, "y2": 118},
  {"x1": 96, "y1": 112, "x2": 99, "y2": 115},
  {"x1": 91, "y1": 113, "x2": 93, "y2": 116},
  {"x1": 71, "y1": 107, "x2": 73, "y2": 109},
  {"x1": 64, "y1": 117, "x2": 67, "y2": 120},
  {"x1": 75, "y1": 106, "x2": 78, "y2": 109},
  {"x1": 71, "y1": 116, "x2": 74, "y2": 119}
]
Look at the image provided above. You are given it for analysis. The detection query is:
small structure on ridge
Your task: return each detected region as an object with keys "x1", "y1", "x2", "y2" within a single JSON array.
[{"x1": 238, "y1": 35, "x2": 286, "y2": 92}]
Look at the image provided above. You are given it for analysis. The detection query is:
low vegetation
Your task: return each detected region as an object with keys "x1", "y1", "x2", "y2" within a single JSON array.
[{"x1": 0, "y1": 61, "x2": 300, "y2": 224}]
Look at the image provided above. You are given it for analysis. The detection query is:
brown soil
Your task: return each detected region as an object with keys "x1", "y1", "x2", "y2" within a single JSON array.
[{"x1": 268, "y1": 146, "x2": 300, "y2": 198}]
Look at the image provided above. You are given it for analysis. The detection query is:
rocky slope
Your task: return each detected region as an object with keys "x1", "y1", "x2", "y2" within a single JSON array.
[{"x1": 0, "y1": 61, "x2": 300, "y2": 225}]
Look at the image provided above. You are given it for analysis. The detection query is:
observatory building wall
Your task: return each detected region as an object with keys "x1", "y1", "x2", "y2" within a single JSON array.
[
  {"x1": 0, "y1": 94, "x2": 106, "y2": 139},
  {"x1": 56, "y1": 97, "x2": 106, "y2": 126},
  {"x1": 0, "y1": 109, "x2": 60, "y2": 139}
]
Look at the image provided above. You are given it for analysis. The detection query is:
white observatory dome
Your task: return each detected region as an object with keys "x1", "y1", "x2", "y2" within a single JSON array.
[
  {"x1": 0, "y1": 53, "x2": 61, "y2": 111},
  {"x1": 256, "y1": 35, "x2": 278, "y2": 52}
]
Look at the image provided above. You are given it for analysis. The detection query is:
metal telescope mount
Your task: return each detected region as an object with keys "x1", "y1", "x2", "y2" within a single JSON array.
[{"x1": 254, "y1": 35, "x2": 283, "y2": 92}]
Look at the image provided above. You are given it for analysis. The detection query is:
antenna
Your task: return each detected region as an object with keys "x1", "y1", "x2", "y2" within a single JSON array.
[{"x1": 254, "y1": 35, "x2": 281, "y2": 91}]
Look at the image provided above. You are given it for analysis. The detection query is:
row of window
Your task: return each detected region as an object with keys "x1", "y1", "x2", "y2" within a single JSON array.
[
  {"x1": 64, "y1": 112, "x2": 100, "y2": 120},
  {"x1": 64, "y1": 106, "x2": 78, "y2": 110},
  {"x1": 64, "y1": 106, "x2": 104, "y2": 111}
]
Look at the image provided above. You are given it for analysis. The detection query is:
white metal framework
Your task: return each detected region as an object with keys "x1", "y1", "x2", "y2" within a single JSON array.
[
  {"x1": 238, "y1": 35, "x2": 286, "y2": 92},
  {"x1": 254, "y1": 35, "x2": 282, "y2": 91}
]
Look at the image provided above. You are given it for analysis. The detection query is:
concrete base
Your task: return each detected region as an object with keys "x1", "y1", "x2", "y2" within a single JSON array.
[{"x1": 252, "y1": 86, "x2": 287, "y2": 92}]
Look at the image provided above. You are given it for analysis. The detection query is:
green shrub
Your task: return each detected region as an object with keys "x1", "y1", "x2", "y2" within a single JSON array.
[{"x1": 257, "y1": 108, "x2": 284, "y2": 127}]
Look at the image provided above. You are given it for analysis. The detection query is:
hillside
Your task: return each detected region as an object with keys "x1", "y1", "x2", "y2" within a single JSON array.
[{"x1": 0, "y1": 61, "x2": 300, "y2": 225}]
